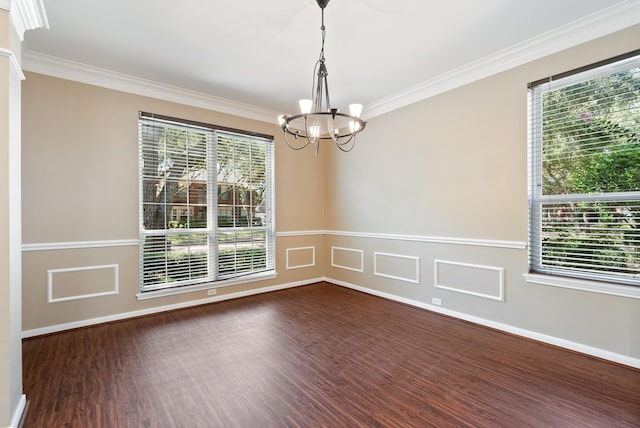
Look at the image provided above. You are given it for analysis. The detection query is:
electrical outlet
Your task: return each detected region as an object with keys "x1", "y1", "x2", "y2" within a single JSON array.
[
  {"x1": 208, "y1": 289, "x2": 217, "y2": 296},
  {"x1": 431, "y1": 297, "x2": 442, "y2": 306}
]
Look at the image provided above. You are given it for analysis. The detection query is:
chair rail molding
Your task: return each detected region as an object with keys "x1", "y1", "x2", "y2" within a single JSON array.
[
  {"x1": 22, "y1": 239, "x2": 139, "y2": 252},
  {"x1": 326, "y1": 230, "x2": 526, "y2": 250}
]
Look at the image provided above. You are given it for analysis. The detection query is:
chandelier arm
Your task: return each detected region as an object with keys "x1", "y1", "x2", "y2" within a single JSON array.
[
  {"x1": 303, "y1": 114, "x2": 320, "y2": 155},
  {"x1": 329, "y1": 128, "x2": 338, "y2": 144},
  {"x1": 335, "y1": 134, "x2": 356, "y2": 152},
  {"x1": 335, "y1": 133, "x2": 355, "y2": 146},
  {"x1": 283, "y1": 130, "x2": 312, "y2": 151}
]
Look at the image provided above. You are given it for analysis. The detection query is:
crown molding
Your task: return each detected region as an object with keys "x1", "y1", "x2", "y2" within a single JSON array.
[
  {"x1": 20, "y1": 1, "x2": 639, "y2": 122},
  {"x1": 365, "y1": 0, "x2": 640, "y2": 119},
  {"x1": 21, "y1": 51, "x2": 281, "y2": 124},
  {"x1": 8, "y1": 0, "x2": 48, "y2": 41}
]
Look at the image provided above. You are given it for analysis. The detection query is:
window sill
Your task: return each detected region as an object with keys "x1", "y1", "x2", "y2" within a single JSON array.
[
  {"x1": 136, "y1": 271, "x2": 277, "y2": 300},
  {"x1": 524, "y1": 273, "x2": 640, "y2": 300}
]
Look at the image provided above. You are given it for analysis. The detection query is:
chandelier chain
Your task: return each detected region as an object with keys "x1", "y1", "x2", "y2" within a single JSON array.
[{"x1": 320, "y1": 8, "x2": 326, "y2": 62}]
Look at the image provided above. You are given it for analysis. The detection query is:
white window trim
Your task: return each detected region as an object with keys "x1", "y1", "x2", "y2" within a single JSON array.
[
  {"x1": 138, "y1": 112, "x2": 275, "y2": 293},
  {"x1": 136, "y1": 270, "x2": 278, "y2": 300},
  {"x1": 527, "y1": 50, "x2": 640, "y2": 290},
  {"x1": 524, "y1": 273, "x2": 640, "y2": 300}
]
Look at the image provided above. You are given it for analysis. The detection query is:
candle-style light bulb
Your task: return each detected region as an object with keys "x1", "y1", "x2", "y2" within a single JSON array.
[
  {"x1": 349, "y1": 103, "x2": 363, "y2": 118},
  {"x1": 299, "y1": 99, "x2": 313, "y2": 114}
]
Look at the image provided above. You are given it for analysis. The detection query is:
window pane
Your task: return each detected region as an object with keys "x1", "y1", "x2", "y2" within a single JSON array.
[
  {"x1": 541, "y1": 68, "x2": 640, "y2": 195},
  {"x1": 141, "y1": 123, "x2": 209, "y2": 232},
  {"x1": 540, "y1": 201, "x2": 640, "y2": 279},
  {"x1": 140, "y1": 115, "x2": 274, "y2": 291},
  {"x1": 217, "y1": 230, "x2": 267, "y2": 278},
  {"x1": 141, "y1": 233, "x2": 209, "y2": 287},
  {"x1": 529, "y1": 52, "x2": 640, "y2": 286}
]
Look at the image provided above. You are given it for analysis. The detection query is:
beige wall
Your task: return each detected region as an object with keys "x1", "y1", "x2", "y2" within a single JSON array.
[
  {"x1": 21, "y1": 24, "x2": 640, "y2": 368},
  {"x1": 21, "y1": 73, "x2": 327, "y2": 332},
  {"x1": 325, "y1": 25, "x2": 640, "y2": 363}
]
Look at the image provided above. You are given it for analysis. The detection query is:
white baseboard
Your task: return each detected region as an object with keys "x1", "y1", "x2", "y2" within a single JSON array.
[
  {"x1": 21, "y1": 276, "x2": 640, "y2": 370},
  {"x1": 9, "y1": 394, "x2": 26, "y2": 428},
  {"x1": 22, "y1": 278, "x2": 323, "y2": 338},
  {"x1": 325, "y1": 277, "x2": 640, "y2": 370}
]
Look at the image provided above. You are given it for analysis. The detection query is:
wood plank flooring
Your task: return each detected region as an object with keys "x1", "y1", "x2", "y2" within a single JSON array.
[{"x1": 22, "y1": 282, "x2": 640, "y2": 427}]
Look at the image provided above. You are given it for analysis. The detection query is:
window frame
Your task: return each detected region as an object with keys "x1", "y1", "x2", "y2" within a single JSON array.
[
  {"x1": 527, "y1": 49, "x2": 640, "y2": 294},
  {"x1": 138, "y1": 112, "x2": 275, "y2": 296}
]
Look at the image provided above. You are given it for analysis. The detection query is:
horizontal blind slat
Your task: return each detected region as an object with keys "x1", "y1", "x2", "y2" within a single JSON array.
[
  {"x1": 139, "y1": 116, "x2": 275, "y2": 291},
  {"x1": 529, "y1": 52, "x2": 640, "y2": 286}
]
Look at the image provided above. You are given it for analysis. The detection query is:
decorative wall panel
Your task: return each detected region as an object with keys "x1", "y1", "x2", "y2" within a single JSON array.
[{"x1": 434, "y1": 259, "x2": 504, "y2": 301}]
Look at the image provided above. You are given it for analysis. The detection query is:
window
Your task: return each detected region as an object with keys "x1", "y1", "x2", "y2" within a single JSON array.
[
  {"x1": 528, "y1": 50, "x2": 640, "y2": 286},
  {"x1": 139, "y1": 112, "x2": 275, "y2": 292}
]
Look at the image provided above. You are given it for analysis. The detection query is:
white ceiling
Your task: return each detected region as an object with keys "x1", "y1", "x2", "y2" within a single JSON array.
[{"x1": 22, "y1": 0, "x2": 640, "y2": 121}]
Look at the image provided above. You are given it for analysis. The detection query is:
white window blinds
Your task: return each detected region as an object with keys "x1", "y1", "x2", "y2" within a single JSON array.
[
  {"x1": 139, "y1": 113, "x2": 275, "y2": 291},
  {"x1": 528, "y1": 50, "x2": 640, "y2": 286}
]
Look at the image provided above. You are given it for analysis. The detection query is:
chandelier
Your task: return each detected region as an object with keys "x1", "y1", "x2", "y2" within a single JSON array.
[{"x1": 277, "y1": 0, "x2": 366, "y2": 155}]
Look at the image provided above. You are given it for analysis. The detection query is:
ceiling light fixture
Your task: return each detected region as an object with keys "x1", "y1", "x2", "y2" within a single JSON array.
[{"x1": 277, "y1": 0, "x2": 366, "y2": 155}]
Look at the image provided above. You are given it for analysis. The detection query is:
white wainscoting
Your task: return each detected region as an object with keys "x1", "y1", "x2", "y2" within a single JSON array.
[
  {"x1": 331, "y1": 246, "x2": 364, "y2": 272},
  {"x1": 286, "y1": 246, "x2": 316, "y2": 270},
  {"x1": 47, "y1": 264, "x2": 119, "y2": 303},
  {"x1": 374, "y1": 252, "x2": 420, "y2": 284},
  {"x1": 434, "y1": 259, "x2": 504, "y2": 301}
]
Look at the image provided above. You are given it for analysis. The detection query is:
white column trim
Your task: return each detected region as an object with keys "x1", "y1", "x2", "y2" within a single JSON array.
[
  {"x1": 0, "y1": 47, "x2": 25, "y2": 80},
  {"x1": 9, "y1": 394, "x2": 26, "y2": 428}
]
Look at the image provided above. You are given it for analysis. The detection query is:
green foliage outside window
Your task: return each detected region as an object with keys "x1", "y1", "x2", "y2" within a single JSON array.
[
  {"x1": 537, "y1": 67, "x2": 640, "y2": 281},
  {"x1": 140, "y1": 115, "x2": 273, "y2": 291}
]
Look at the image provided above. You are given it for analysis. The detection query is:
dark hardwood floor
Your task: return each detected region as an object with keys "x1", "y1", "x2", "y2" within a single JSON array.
[{"x1": 23, "y1": 282, "x2": 640, "y2": 427}]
